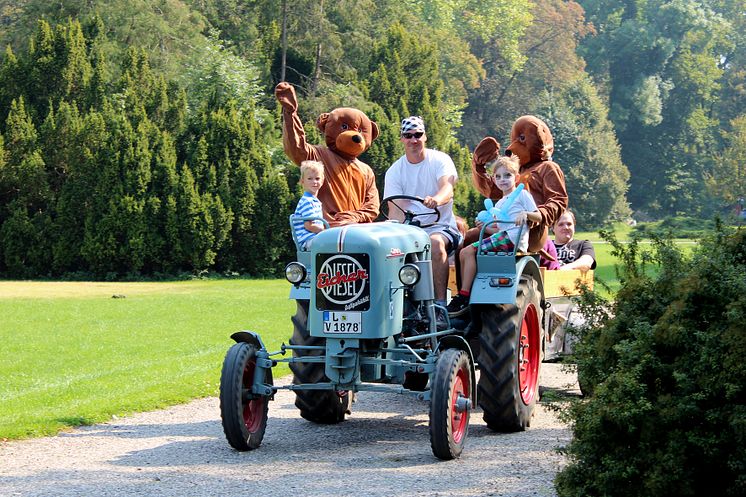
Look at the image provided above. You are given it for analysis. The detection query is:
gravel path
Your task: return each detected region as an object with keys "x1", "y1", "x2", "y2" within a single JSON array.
[{"x1": 0, "y1": 364, "x2": 578, "y2": 497}]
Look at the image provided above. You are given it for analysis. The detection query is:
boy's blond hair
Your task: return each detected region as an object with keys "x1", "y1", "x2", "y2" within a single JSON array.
[
  {"x1": 300, "y1": 160, "x2": 325, "y2": 179},
  {"x1": 487, "y1": 155, "x2": 520, "y2": 177}
]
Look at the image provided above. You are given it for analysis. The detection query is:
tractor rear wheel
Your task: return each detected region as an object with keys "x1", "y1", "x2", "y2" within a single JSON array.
[
  {"x1": 429, "y1": 348, "x2": 472, "y2": 460},
  {"x1": 477, "y1": 276, "x2": 542, "y2": 431},
  {"x1": 219, "y1": 342, "x2": 272, "y2": 451},
  {"x1": 290, "y1": 300, "x2": 351, "y2": 423}
]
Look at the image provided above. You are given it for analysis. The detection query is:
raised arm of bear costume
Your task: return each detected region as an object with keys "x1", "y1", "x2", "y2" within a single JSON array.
[
  {"x1": 471, "y1": 115, "x2": 568, "y2": 252},
  {"x1": 275, "y1": 82, "x2": 380, "y2": 226}
]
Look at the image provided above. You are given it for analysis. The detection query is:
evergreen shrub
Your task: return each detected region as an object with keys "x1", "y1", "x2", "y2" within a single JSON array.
[{"x1": 556, "y1": 226, "x2": 746, "y2": 497}]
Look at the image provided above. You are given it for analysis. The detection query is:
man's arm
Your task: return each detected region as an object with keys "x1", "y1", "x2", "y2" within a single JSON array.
[
  {"x1": 382, "y1": 164, "x2": 405, "y2": 222},
  {"x1": 385, "y1": 200, "x2": 406, "y2": 222},
  {"x1": 423, "y1": 175, "x2": 455, "y2": 208},
  {"x1": 560, "y1": 254, "x2": 595, "y2": 271}
]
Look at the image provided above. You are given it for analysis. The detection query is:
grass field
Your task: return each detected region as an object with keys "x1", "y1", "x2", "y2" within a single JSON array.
[
  {"x1": 0, "y1": 279, "x2": 295, "y2": 439},
  {"x1": 0, "y1": 225, "x2": 696, "y2": 440}
]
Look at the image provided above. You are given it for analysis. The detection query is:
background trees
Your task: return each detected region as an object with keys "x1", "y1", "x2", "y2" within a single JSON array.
[
  {"x1": 0, "y1": 17, "x2": 289, "y2": 278},
  {"x1": 576, "y1": 0, "x2": 740, "y2": 218},
  {"x1": 0, "y1": 1, "x2": 742, "y2": 278}
]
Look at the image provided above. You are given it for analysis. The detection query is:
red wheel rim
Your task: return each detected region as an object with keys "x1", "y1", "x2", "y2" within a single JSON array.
[
  {"x1": 518, "y1": 303, "x2": 540, "y2": 405},
  {"x1": 242, "y1": 359, "x2": 265, "y2": 433},
  {"x1": 451, "y1": 366, "x2": 470, "y2": 443}
]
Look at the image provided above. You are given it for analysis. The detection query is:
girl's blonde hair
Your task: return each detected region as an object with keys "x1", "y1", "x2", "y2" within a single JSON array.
[
  {"x1": 300, "y1": 160, "x2": 325, "y2": 178},
  {"x1": 487, "y1": 155, "x2": 520, "y2": 177}
]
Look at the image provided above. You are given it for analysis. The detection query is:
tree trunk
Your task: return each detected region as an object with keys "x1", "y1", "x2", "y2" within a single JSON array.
[
  {"x1": 310, "y1": 0, "x2": 324, "y2": 95},
  {"x1": 280, "y1": 0, "x2": 288, "y2": 82}
]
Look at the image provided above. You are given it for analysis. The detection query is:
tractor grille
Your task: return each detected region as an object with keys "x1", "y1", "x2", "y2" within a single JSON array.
[{"x1": 315, "y1": 253, "x2": 371, "y2": 311}]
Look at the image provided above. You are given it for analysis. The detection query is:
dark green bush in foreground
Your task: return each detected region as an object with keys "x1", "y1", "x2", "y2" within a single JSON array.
[{"x1": 556, "y1": 226, "x2": 746, "y2": 497}]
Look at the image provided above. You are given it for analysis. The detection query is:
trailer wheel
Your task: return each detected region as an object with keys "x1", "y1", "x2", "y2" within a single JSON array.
[
  {"x1": 290, "y1": 300, "x2": 351, "y2": 423},
  {"x1": 477, "y1": 276, "x2": 541, "y2": 431},
  {"x1": 219, "y1": 342, "x2": 272, "y2": 451},
  {"x1": 429, "y1": 348, "x2": 472, "y2": 460}
]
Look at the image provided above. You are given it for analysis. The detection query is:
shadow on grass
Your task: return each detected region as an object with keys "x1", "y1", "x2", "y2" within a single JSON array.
[{"x1": 56, "y1": 416, "x2": 97, "y2": 427}]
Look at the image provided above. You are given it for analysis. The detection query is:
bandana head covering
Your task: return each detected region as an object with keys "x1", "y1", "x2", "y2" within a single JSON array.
[{"x1": 401, "y1": 116, "x2": 426, "y2": 135}]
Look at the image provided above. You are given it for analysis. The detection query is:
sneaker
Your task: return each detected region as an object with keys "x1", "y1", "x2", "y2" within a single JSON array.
[{"x1": 447, "y1": 293, "x2": 470, "y2": 317}]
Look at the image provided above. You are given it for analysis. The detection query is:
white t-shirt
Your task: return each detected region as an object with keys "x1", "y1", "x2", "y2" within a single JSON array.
[
  {"x1": 383, "y1": 149, "x2": 458, "y2": 235},
  {"x1": 493, "y1": 189, "x2": 537, "y2": 252}
]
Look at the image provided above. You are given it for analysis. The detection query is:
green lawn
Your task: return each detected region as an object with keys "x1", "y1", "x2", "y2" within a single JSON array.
[{"x1": 0, "y1": 279, "x2": 295, "y2": 439}]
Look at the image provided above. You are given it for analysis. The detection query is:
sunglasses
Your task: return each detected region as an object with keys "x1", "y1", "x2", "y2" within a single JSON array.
[{"x1": 402, "y1": 132, "x2": 424, "y2": 139}]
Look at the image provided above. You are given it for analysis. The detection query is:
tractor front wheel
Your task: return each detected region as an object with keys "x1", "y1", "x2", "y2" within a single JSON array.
[
  {"x1": 477, "y1": 276, "x2": 542, "y2": 431},
  {"x1": 429, "y1": 348, "x2": 472, "y2": 460},
  {"x1": 290, "y1": 300, "x2": 351, "y2": 423},
  {"x1": 219, "y1": 342, "x2": 272, "y2": 451}
]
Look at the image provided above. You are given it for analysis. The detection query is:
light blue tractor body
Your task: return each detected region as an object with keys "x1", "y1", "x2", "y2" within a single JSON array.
[{"x1": 309, "y1": 223, "x2": 430, "y2": 339}]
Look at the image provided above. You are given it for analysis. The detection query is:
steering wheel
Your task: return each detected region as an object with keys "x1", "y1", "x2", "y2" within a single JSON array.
[{"x1": 380, "y1": 195, "x2": 441, "y2": 228}]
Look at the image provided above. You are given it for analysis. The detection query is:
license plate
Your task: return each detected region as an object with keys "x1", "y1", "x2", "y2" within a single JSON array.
[{"x1": 323, "y1": 312, "x2": 362, "y2": 334}]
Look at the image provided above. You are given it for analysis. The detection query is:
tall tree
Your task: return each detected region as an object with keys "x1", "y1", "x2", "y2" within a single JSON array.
[
  {"x1": 707, "y1": 114, "x2": 746, "y2": 213},
  {"x1": 2, "y1": 0, "x2": 209, "y2": 81},
  {"x1": 0, "y1": 96, "x2": 52, "y2": 275},
  {"x1": 462, "y1": 0, "x2": 594, "y2": 147},
  {"x1": 536, "y1": 75, "x2": 631, "y2": 227},
  {"x1": 577, "y1": 0, "x2": 729, "y2": 216}
]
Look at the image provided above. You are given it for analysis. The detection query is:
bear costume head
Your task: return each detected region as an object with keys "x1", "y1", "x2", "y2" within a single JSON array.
[
  {"x1": 316, "y1": 108, "x2": 379, "y2": 161},
  {"x1": 505, "y1": 115, "x2": 554, "y2": 166}
]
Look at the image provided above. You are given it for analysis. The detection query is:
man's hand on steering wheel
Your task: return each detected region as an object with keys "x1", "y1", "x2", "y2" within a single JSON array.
[
  {"x1": 421, "y1": 195, "x2": 438, "y2": 209},
  {"x1": 381, "y1": 195, "x2": 440, "y2": 228}
]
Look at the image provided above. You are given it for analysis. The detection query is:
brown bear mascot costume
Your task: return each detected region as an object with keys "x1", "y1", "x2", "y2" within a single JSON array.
[
  {"x1": 275, "y1": 82, "x2": 380, "y2": 226},
  {"x1": 469, "y1": 115, "x2": 568, "y2": 252}
]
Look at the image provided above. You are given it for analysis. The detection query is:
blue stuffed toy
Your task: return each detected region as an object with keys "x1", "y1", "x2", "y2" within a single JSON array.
[{"x1": 475, "y1": 183, "x2": 525, "y2": 225}]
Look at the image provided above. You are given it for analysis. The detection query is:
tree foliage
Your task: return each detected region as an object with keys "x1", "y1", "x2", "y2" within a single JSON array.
[
  {"x1": 557, "y1": 227, "x2": 746, "y2": 497},
  {"x1": 0, "y1": 18, "x2": 287, "y2": 278},
  {"x1": 577, "y1": 0, "x2": 739, "y2": 217},
  {"x1": 1, "y1": 1, "x2": 745, "y2": 276},
  {"x1": 536, "y1": 75, "x2": 631, "y2": 226}
]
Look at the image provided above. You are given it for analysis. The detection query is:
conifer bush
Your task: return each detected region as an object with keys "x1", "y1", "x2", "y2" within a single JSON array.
[{"x1": 556, "y1": 226, "x2": 746, "y2": 497}]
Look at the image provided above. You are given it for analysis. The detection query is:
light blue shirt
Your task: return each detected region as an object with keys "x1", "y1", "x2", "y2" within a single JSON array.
[{"x1": 293, "y1": 192, "x2": 323, "y2": 248}]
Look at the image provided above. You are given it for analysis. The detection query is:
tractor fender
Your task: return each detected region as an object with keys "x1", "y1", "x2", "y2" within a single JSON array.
[
  {"x1": 519, "y1": 256, "x2": 544, "y2": 299},
  {"x1": 437, "y1": 335, "x2": 477, "y2": 404},
  {"x1": 230, "y1": 330, "x2": 266, "y2": 350},
  {"x1": 289, "y1": 285, "x2": 311, "y2": 301},
  {"x1": 470, "y1": 254, "x2": 544, "y2": 305}
]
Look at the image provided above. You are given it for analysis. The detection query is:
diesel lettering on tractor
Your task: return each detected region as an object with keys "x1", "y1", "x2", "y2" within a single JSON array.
[{"x1": 315, "y1": 253, "x2": 371, "y2": 311}]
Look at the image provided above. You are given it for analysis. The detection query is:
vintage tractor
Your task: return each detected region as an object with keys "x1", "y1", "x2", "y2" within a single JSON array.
[{"x1": 219, "y1": 196, "x2": 546, "y2": 460}]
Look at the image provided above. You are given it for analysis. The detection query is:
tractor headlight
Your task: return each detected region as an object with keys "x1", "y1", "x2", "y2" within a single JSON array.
[
  {"x1": 399, "y1": 264, "x2": 421, "y2": 286},
  {"x1": 285, "y1": 262, "x2": 307, "y2": 284}
]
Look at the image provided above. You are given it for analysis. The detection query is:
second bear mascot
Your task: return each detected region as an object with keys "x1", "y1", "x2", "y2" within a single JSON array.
[
  {"x1": 471, "y1": 115, "x2": 568, "y2": 252},
  {"x1": 275, "y1": 82, "x2": 380, "y2": 226}
]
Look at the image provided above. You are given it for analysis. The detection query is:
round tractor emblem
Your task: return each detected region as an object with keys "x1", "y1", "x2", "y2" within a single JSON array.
[{"x1": 317, "y1": 254, "x2": 369, "y2": 305}]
